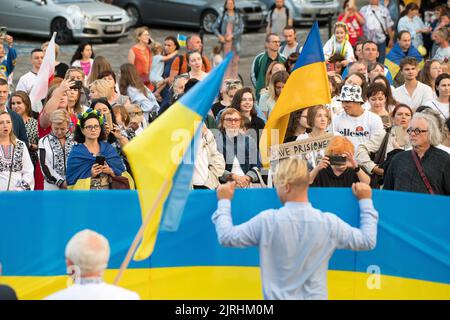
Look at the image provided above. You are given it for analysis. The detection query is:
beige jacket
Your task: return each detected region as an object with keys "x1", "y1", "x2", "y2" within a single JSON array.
[
  {"x1": 196, "y1": 129, "x2": 225, "y2": 190},
  {"x1": 356, "y1": 126, "x2": 411, "y2": 174}
]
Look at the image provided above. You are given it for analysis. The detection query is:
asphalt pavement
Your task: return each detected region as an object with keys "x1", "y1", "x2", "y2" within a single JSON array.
[{"x1": 10, "y1": 24, "x2": 332, "y2": 88}]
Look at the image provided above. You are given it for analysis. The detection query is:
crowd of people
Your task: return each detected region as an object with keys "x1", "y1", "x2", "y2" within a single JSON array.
[{"x1": 1, "y1": 0, "x2": 450, "y2": 301}]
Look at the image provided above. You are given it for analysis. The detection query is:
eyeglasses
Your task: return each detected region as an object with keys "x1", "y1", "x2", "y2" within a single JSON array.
[
  {"x1": 84, "y1": 125, "x2": 101, "y2": 131},
  {"x1": 128, "y1": 111, "x2": 143, "y2": 117},
  {"x1": 224, "y1": 118, "x2": 241, "y2": 123},
  {"x1": 407, "y1": 128, "x2": 428, "y2": 135}
]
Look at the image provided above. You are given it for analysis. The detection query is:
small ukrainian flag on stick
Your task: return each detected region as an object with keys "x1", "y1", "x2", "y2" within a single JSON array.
[{"x1": 177, "y1": 34, "x2": 187, "y2": 47}]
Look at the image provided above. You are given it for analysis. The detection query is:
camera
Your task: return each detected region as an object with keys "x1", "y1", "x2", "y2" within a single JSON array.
[
  {"x1": 328, "y1": 155, "x2": 347, "y2": 166},
  {"x1": 94, "y1": 155, "x2": 106, "y2": 166},
  {"x1": 0, "y1": 27, "x2": 7, "y2": 39}
]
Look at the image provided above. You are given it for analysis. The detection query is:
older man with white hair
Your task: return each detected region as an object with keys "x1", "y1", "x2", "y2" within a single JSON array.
[
  {"x1": 384, "y1": 113, "x2": 450, "y2": 195},
  {"x1": 45, "y1": 229, "x2": 140, "y2": 300}
]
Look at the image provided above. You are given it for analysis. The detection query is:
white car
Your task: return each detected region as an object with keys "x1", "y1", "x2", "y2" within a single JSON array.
[{"x1": 0, "y1": 0, "x2": 131, "y2": 44}]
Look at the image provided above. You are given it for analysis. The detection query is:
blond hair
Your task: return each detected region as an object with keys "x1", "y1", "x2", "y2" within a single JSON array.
[
  {"x1": 134, "y1": 27, "x2": 150, "y2": 43},
  {"x1": 89, "y1": 79, "x2": 113, "y2": 100},
  {"x1": 41, "y1": 41, "x2": 60, "y2": 58},
  {"x1": 151, "y1": 42, "x2": 164, "y2": 55},
  {"x1": 49, "y1": 109, "x2": 70, "y2": 125},
  {"x1": 273, "y1": 158, "x2": 309, "y2": 188}
]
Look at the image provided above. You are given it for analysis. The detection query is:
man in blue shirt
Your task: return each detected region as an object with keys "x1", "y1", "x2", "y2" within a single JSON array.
[
  {"x1": 212, "y1": 157, "x2": 378, "y2": 300},
  {"x1": 0, "y1": 35, "x2": 17, "y2": 82}
]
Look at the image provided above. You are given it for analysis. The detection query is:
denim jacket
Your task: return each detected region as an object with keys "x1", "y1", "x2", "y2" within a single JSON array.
[{"x1": 212, "y1": 12, "x2": 244, "y2": 55}]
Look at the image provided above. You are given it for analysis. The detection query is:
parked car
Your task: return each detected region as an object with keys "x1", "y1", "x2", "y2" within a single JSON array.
[
  {"x1": 259, "y1": 0, "x2": 340, "y2": 24},
  {"x1": 113, "y1": 0, "x2": 268, "y2": 33},
  {"x1": 0, "y1": 0, "x2": 131, "y2": 44}
]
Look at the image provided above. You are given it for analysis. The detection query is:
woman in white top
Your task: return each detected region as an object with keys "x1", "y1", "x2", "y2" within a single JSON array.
[
  {"x1": 424, "y1": 73, "x2": 449, "y2": 120},
  {"x1": 182, "y1": 51, "x2": 208, "y2": 81},
  {"x1": 296, "y1": 105, "x2": 340, "y2": 170},
  {"x1": 70, "y1": 43, "x2": 95, "y2": 78},
  {"x1": 0, "y1": 111, "x2": 34, "y2": 191},
  {"x1": 323, "y1": 22, "x2": 355, "y2": 68}
]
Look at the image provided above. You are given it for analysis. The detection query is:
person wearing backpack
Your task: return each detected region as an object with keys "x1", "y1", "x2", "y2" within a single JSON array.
[
  {"x1": 265, "y1": 0, "x2": 293, "y2": 40},
  {"x1": 212, "y1": 0, "x2": 244, "y2": 79}
]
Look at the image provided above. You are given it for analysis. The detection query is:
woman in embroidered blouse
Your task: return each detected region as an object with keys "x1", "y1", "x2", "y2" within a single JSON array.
[
  {"x1": 212, "y1": 0, "x2": 244, "y2": 79},
  {"x1": 0, "y1": 111, "x2": 34, "y2": 191},
  {"x1": 10, "y1": 91, "x2": 38, "y2": 165},
  {"x1": 38, "y1": 109, "x2": 75, "y2": 190},
  {"x1": 66, "y1": 109, "x2": 128, "y2": 190},
  {"x1": 128, "y1": 27, "x2": 153, "y2": 90}
]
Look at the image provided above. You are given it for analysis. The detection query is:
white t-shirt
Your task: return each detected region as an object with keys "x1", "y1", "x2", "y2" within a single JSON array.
[
  {"x1": 423, "y1": 99, "x2": 449, "y2": 120},
  {"x1": 433, "y1": 46, "x2": 450, "y2": 62},
  {"x1": 334, "y1": 110, "x2": 385, "y2": 152},
  {"x1": 16, "y1": 71, "x2": 37, "y2": 94},
  {"x1": 44, "y1": 282, "x2": 140, "y2": 300},
  {"x1": 393, "y1": 81, "x2": 434, "y2": 111}
]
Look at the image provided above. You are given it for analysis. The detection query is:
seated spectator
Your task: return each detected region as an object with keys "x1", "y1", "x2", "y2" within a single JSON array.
[
  {"x1": 356, "y1": 104, "x2": 413, "y2": 188},
  {"x1": 417, "y1": 107, "x2": 450, "y2": 154},
  {"x1": 366, "y1": 83, "x2": 394, "y2": 127},
  {"x1": 258, "y1": 71, "x2": 289, "y2": 118},
  {"x1": 310, "y1": 136, "x2": 370, "y2": 187},
  {"x1": 192, "y1": 123, "x2": 225, "y2": 190},
  {"x1": 119, "y1": 63, "x2": 160, "y2": 124},
  {"x1": 0, "y1": 111, "x2": 34, "y2": 191},
  {"x1": 344, "y1": 71, "x2": 368, "y2": 96},
  {"x1": 334, "y1": 84, "x2": 385, "y2": 152},
  {"x1": 385, "y1": 31, "x2": 424, "y2": 86},
  {"x1": 66, "y1": 109, "x2": 130, "y2": 190},
  {"x1": 125, "y1": 103, "x2": 147, "y2": 136},
  {"x1": 368, "y1": 62, "x2": 387, "y2": 83},
  {"x1": 211, "y1": 79, "x2": 242, "y2": 118},
  {"x1": 372, "y1": 74, "x2": 397, "y2": 104},
  {"x1": 419, "y1": 59, "x2": 443, "y2": 96},
  {"x1": 397, "y1": 3, "x2": 431, "y2": 51},
  {"x1": 393, "y1": 57, "x2": 434, "y2": 111},
  {"x1": 383, "y1": 112, "x2": 450, "y2": 195},
  {"x1": 38, "y1": 110, "x2": 75, "y2": 190},
  {"x1": 423, "y1": 72, "x2": 450, "y2": 119},
  {"x1": 296, "y1": 105, "x2": 340, "y2": 170},
  {"x1": 337, "y1": 0, "x2": 365, "y2": 47},
  {"x1": 45, "y1": 229, "x2": 140, "y2": 300},
  {"x1": 214, "y1": 108, "x2": 261, "y2": 188}
]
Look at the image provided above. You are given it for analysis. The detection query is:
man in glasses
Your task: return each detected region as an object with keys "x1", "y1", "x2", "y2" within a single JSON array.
[{"x1": 384, "y1": 113, "x2": 450, "y2": 195}]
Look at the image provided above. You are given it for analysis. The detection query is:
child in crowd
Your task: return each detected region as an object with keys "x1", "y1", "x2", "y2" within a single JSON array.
[
  {"x1": 150, "y1": 42, "x2": 178, "y2": 101},
  {"x1": 323, "y1": 22, "x2": 355, "y2": 69},
  {"x1": 212, "y1": 44, "x2": 224, "y2": 68}
]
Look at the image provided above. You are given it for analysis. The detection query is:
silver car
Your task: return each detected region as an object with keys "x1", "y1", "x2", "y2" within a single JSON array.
[
  {"x1": 259, "y1": 0, "x2": 340, "y2": 24},
  {"x1": 0, "y1": 0, "x2": 130, "y2": 44},
  {"x1": 113, "y1": 0, "x2": 268, "y2": 33}
]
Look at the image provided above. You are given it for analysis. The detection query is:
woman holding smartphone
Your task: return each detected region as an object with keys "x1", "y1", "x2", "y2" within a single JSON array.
[{"x1": 66, "y1": 108, "x2": 131, "y2": 190}]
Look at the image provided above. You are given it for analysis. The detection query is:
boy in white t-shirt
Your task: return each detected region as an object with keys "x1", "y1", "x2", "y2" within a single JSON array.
[{"x1": 334, "y1": 84, "x2": 385, "y2": 152}]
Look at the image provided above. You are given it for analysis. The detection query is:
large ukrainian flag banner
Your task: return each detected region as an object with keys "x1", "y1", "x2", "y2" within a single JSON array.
[
  {"x1": 123, "y1": 53, "x2": 232, "y2": 261},
  {"x1": 0, "y1": 189, "x2": 449, "y2": 299},
  {"x1": 259, "y1": 22, "x2": 331, "y2": 166}
]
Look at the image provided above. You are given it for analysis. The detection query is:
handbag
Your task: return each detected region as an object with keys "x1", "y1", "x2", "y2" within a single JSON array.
[
  {"x1": 369, "y1": 128, "x2": 390, "y2": 188},
  {"x1": 249, "y1": 167, "x2": 267, "y2": 189},
  {"x1": 109, "y1": 175, "x2": 130, "y2": 190},
  {"x1": 411, "y1": 150, "x2": 435, "y2": 195}
]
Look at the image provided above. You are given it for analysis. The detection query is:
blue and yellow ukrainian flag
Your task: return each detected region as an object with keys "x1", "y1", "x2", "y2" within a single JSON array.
[
  {"x1": 259, "y1": 22, "x2": 331, "y2": 166},
  {"x1": 177, "y1": 34, "x2": 187, "y2": 48},
  {"x1": 123, "y1": 53, "x2": 232, "y2": 261}
]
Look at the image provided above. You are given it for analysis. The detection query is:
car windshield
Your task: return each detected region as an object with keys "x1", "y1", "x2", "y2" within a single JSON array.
[{"x1": 53, "y1": 0, "x2": 96, "y2": 3}]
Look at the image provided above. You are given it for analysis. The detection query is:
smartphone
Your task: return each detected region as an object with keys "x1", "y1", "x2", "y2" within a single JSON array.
[
  {"x1": 0, "y1": 27, "x2": 7, "y2": 39},
  {"x1": 329, "y1": 155, "x2": 347, "y2": 166},
  {"x1": 104, "y1": 113, "x2": 113, "y2": 130},
  {"x1": 94, "y1": 155, "x2": 106, "y2": 166},
  {"x1": 70, "y1": 80, "x2": 83, "y2": 90}
]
